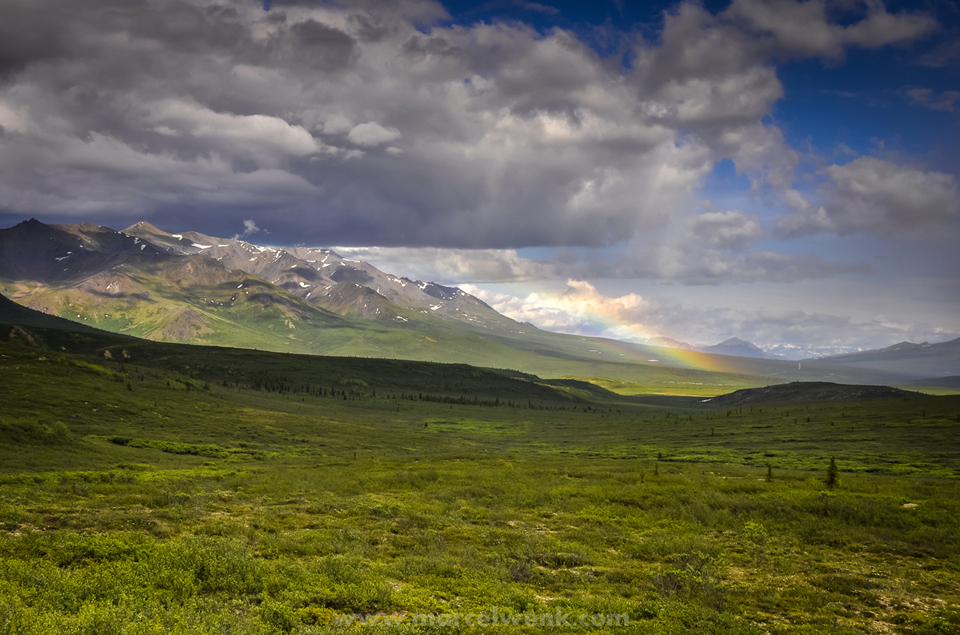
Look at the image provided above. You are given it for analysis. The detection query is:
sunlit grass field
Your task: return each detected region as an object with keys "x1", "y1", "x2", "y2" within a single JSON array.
[{"x1": 2, "y1": 326, "x2": 959, "y2": 634}]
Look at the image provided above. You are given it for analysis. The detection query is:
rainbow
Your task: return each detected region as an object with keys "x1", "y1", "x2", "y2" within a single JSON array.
[{"x1": 589, "y1": 337, "x2": 741, "y2": 374}]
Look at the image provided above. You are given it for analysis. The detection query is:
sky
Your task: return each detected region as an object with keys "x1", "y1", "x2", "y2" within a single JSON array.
[{"x1": 0, "y1": 0, "x2": 958, "y2": 357}]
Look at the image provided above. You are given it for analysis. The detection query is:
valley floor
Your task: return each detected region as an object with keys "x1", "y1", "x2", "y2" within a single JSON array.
[{"x1": 2, "y1": 328, "x2": 959, "y2": 634}]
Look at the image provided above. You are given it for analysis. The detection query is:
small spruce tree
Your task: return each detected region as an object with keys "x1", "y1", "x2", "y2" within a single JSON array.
[{"x1": 826, "y1": 456, "x2": 840, "y2": 489}]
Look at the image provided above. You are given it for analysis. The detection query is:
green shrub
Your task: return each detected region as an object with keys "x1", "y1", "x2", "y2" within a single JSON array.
[
  {"x1": 257, "y1": 595, "x2": 299, "y2": 633},
  {"x1": 150, "y1": 537, "x2": 264, "y2": 599},
  {"x1": 0, "y1": 418, "x2": 70, "y2": 445}
]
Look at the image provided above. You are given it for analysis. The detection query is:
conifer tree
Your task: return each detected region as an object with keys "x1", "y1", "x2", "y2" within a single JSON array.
[{"x1": 826, "y1": 456, "x2": 840, "y2": 489}]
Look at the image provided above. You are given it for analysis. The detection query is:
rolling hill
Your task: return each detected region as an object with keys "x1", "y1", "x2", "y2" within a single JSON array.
[{"x1": 700, "y1": 381, "x2": 919, "y2": 407}]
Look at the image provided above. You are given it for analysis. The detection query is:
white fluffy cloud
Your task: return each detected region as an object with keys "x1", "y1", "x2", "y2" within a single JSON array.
[
  {"x1": 464, "y1": 279, "x2": 958, "y2": 355},
  {"x1": 146, "y1": 99, "x2": 325, "y2": 161},
  {"x1": 726, "y1": 0, "x2": 935, "y2": 59},
  {"x1": 626, "y1": 0, "x2": 933, "y2": 197},
  {"x1": 691, "y1": 210, "x2": 763, "y2": 250},
  {"x1": 777, "y1": 157, "x2": 960, "y2": 237},
  {"x1": 331, "y1": 246, "x2": 557, "y2": 284},
  {"x1": 461, "y1": 280, "x2": 657, "y2": 342},
  {"x1": 347, "y1": 122, "x2": 402, "y2": 147},
  {"x1": 242, "y1": 219, "x2": 260, "y2": 236}
]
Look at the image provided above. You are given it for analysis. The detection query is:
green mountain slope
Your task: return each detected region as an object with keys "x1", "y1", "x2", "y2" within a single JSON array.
[{"x1": 0, "y1": 292, "x2": 132, "y2": 338}]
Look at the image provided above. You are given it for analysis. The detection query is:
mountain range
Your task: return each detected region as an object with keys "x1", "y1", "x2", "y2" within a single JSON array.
[
  {"x1": 808, "y1": 338, "x2": 960, "y2": 379},
  {"x1": 2, "y1": 218, "x2": 957, "y2": 388},
  {"x1": 698, "y1": 337, "x2": 782, "y2": 360}
]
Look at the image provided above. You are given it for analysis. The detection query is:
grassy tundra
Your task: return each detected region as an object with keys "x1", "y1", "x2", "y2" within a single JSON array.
[{"x1": 1, "y1": 326, "x2": 959, "y2": 634}]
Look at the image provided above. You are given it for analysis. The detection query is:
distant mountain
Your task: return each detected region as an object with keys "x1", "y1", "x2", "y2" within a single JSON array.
[
  {"x1": 0, "y1": 218, "x2": 931, "y2": 386},
  {"x1": 645, "y1": 335, "x2": 699, "y2": 351},
  {"x1": 0, "y1": 219, "x2": 585, "y2": 368},
  {"x1": 121, "y1": 221, "x2": 510, "y2": 327},
  {"x1": 699, "y1": 337, "x2": 781, "y2": 360},
  {"x1": 764, "y1": 343, "x2": 862, "y2": 361},
  {"x1": 808, "y1": 338, "x2": 960, "y2": 379},
  {"x1": 0, "y1": 218, "x2": 167, "y2": 283}
]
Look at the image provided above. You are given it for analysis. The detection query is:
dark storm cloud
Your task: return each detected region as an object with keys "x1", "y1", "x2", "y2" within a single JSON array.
[
  {"x1": 276, "y1": 0, "x2": 449, "y2": 23},
  {"x1": 0, "y1": 0, "x2": 943, "y2": 278},
  {"x1": 290, "y1": 20, "x2": 359, "y2": 72},
  {"x1": 0, "y1": 2, "x2": 69, "y2": 81},
  {"x1": 348, "y1": 13, "x2": 393, "y2": 43}
]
